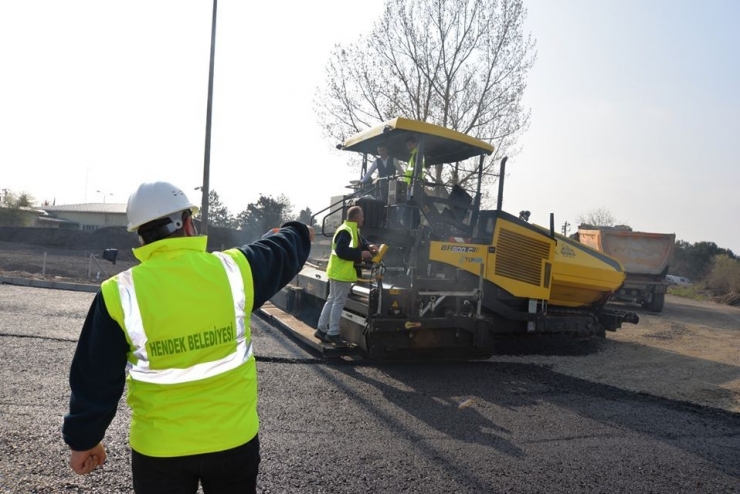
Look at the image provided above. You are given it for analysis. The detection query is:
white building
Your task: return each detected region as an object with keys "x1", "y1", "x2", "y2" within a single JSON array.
[{"x1": 41, "y1": 203, "x2": 128, "y2": 231}]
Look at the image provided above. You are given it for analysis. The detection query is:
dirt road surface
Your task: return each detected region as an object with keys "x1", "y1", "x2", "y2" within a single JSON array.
[{"x1": 495, "y1": 295, "x2": 740, "y2": 413}]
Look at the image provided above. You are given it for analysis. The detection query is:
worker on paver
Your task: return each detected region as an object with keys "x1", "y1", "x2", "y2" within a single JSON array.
[
  {"x1": 62, "y1": 180, "x2": 314, "y2": 494},
  {"x1": 361, "y1": 145, "x2": 404, "y2": 184},
  {"x1": 314, "y1": 205, "x2": 377, "y2": 346},
  {"x1": 402, "y1": 134, "x2": 427, "y2": 185}
]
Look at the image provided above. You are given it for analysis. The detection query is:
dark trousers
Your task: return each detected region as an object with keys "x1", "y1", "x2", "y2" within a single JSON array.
[{"x1": 131, "y1": 434, "x2": 260, "y2": 494}]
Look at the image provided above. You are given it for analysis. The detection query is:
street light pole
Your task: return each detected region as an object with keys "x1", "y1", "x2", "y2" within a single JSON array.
[
  {"x1": 96, "y1": 190, "x2": 112, "y2": 204},
  {"x1": 201, "y1": 0, "x2": 218, "y2": 236}
]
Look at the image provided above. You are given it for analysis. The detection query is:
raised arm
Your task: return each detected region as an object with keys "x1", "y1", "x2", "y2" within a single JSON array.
[{"x1": 238, "y1": 221, "x2": 313, "y2": 309}]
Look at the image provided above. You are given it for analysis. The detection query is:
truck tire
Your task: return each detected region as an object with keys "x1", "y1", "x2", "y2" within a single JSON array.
[{"x1": 649, "y1": 293, "x2": 665, "y2": 312}]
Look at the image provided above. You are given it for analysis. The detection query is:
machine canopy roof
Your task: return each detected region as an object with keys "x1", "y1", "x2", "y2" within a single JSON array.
[{"x1": 339, "y1": 117, "x2": 494, "y2": 166}]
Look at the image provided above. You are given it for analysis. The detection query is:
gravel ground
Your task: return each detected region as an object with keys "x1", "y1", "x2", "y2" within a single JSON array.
[
  {"x1": 494, "y1": 296, "x2": 740, "y2": 413},
  {"x1": 1, "y1": 284, "x2": 739, "y2": 493}
]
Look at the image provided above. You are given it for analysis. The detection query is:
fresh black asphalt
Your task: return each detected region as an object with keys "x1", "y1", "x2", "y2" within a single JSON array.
[{"x1": 0, "y1": 284, "x2": 738, "y2": 493}]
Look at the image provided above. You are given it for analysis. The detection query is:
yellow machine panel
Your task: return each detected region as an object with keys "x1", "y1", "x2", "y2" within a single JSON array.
[
  {"x1": 428, "y1": 241, "x2": 487, "y2": 275},
  {"x1": 429, "y1": 218, "x2": 555, "y2": 301},
  {"x1": 488, "y1": 218, "x2": 554, "y2": 300},
  {"x1": 536, "y1": 228, "x2": 626, "y2": 307}
]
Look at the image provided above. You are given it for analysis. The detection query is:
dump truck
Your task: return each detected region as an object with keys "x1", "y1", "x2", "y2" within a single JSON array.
[
  {"x1": 269, "y1": 118, "x2": 639, "y2": 360},
  {"x1": 575, "y1": 226, "x2": 676, "y2": 312}
]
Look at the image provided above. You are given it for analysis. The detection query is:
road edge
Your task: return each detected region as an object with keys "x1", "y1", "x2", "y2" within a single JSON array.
[{"x1": 0, "y1": 276, "x2": 99, "y2": 293}]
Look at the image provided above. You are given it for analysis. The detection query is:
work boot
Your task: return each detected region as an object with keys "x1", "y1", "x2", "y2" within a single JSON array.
[
  {"x1": 324, "y1": 333, "x2": 347, "y2": 347},
  {"x1": 314, "y1": 329, "x2": 328, "y2": 342}
]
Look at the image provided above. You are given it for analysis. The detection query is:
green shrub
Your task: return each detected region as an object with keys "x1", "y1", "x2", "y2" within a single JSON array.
[
  {"x1": 702, "y1": 255, "x2": 740, "y2": 305},
  {"x1": 705, "y1": 255, "x2": 740, "y2": 292}
]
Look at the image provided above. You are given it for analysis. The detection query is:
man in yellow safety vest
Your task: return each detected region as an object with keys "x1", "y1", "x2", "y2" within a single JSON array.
[
  {"x1": 403, "y1": 134, "x2": 427, "y2": 185},
  {"x1": 314, "y1": 205, "x2": 376, "y2": 346},
  {"x1": 62, "y1": 181, "x2": 314, "y2": 494}
]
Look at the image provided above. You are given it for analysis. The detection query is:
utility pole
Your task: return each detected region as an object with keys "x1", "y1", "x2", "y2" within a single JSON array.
[
  {"x1": 200, "y1": 0, "x2": 218, "y2": 236},
  {"x1": 561, "y1": 221, "x2": 571, "y2": 236}
]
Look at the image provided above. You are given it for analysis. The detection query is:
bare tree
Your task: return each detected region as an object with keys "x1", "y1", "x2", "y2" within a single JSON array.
[
  {"x1": 315, "y1": 0, "x2": 535, "y2": 191},
  {"x1": 577, "y1": 207, "x2": 622, "y2": 228}
]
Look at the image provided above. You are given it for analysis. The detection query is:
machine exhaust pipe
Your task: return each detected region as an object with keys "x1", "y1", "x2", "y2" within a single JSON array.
[
  {"x1": 550, "y1": 213, "x2": 555, "y2": 239},
  {"x1": 496, "y1": 157, "x2": 507, "y2": 211}
]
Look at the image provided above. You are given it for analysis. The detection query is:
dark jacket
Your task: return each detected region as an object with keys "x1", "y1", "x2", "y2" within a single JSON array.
[
  {"x1": 333, "y1": 228, "x2": 371, "y2": 278},
  {"x1": 334, "y1": 229, "x2": 371, "y2": 263}
]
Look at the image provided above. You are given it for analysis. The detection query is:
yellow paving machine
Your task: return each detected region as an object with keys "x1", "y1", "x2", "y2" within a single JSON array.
[{"x1": 270, "y1": 118, "x2": 638, "y2": 359}]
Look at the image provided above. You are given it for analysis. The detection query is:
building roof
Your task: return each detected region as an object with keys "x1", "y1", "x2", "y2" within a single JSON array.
[
  {"x1": 37, "y1": 215, "x2": 78, "y2": 225},
  {"x1": 42, "y1": 203, "x2": 127, "y2": 214}
]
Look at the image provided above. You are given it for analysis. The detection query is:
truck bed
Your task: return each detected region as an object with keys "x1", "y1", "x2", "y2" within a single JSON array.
[{"x1": 577, "y1": 227, "x2": 676, "y2": 276}]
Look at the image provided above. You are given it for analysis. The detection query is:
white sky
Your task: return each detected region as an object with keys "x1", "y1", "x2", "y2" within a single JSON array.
[{"x1": 1, "y1": 1, "x2": 738, "y2": 253}]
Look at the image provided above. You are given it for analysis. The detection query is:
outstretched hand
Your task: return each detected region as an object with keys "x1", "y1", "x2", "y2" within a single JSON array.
[{"x1": 70, "y1": 443, "x2": 106, "y2": 475}]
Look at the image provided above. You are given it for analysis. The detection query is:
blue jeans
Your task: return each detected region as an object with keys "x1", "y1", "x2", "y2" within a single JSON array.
[
  {"x1": 317, "y1": 279, "x2": 352, "y2": 336},
  {"x1": 131, "y1": 434, "x2": 260, "y2": 494}
]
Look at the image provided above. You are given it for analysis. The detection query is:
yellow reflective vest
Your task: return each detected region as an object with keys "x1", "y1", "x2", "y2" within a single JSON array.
[
  {"x1": 403, "y1": 147, "x2": 426, "y2": 185},
  {"x1": 326, "y1": 221, "x2": 360, "y2": 282},
  {"x1": 101, "y1": 236, "x2": 257, "y2": 457}
]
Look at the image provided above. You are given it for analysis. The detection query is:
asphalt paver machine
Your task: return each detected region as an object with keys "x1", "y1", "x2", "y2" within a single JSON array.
[{"x1": 271, "y1": 118, "x2": 638, "y2": 359}]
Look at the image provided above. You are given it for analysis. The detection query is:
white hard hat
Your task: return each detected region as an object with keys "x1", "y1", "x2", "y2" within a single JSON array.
[{"x1": 126, "y1": 181, "x2": 200, "y2": 232}]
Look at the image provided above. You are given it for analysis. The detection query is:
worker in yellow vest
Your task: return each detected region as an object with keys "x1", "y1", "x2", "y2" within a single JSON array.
[
  {"x1": 314, "y1": 205, "x2": 376, "y2": 346},
  {"x1": 62, "y1": 181, "x2": 314, "y2": 493},
  {"x1": 403, "y1": 134, "x2": 427, "y2": 185}
]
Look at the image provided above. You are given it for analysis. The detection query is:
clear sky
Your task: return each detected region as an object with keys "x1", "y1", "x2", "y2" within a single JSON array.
[{"x1": 1, "y1": 1, "x2": 738, "y2": 253}]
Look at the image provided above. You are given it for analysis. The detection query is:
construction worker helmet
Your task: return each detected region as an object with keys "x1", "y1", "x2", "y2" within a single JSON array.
[{"x1": 126, "y1": 181, "x2": 200, "y2": 232}]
